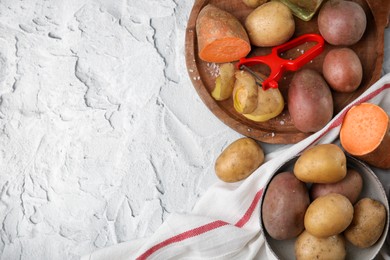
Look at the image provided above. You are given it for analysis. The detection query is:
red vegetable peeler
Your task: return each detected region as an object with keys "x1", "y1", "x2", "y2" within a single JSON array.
[{"x1": 236, "y1": 33, "x2": 325, "y2": 90}]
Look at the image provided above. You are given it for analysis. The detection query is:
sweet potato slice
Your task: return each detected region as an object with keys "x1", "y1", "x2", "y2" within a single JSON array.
[
  {"x1": 196, "y1": 4, "x2": 251, "y2": 63},
  {"x1": 340, "y1": 103, "x2": 390, "y2": 169}
]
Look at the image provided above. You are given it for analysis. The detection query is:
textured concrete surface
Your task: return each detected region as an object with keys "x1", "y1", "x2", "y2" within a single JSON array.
[{"x1": 0, "y1": 1, "x2": 389, "y2": 259}]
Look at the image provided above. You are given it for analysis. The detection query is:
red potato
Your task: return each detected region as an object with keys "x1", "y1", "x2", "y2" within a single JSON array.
[
  {"x1": 323, "y1": 48, "x2": 363, "y2": 93},
  {"x1": 318, "y1": 0, "x2": 367, "y2": 46},
  {"x1": 262, "y1": 171, "x2": 310, "y2": 240},
  {"x1": 310, "y1": 168, "x2": 363, "y2": 204},
  {"x1": 196, "y1": 4, "x2": 251, "y2": 63},
  {"x1": 288, "y1": 69, "x2": 333, "y2": 133}
]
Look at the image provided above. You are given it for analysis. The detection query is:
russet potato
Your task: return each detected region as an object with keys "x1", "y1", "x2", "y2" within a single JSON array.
[{"x1": 344, "y1": 198, "x2": 387, "y2": 248}]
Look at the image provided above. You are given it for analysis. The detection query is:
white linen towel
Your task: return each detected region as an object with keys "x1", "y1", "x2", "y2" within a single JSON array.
[{"x1": 83, "y1": 73, "x2": 390, "y2": 260}]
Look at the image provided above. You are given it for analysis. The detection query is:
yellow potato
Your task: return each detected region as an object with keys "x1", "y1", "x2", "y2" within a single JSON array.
[
  {"x1": 212, "y1": 63, "x2": 235, "y2": 101},
  {"x1": 233, "y1": 70, "x2": 258, "y2": 114},
  {"x1": 245, "y1": 1, "x2": 295, "y2": 47},
  {"x1": 295, "y1": 230, "x2": 346, "y2": 260},
  {"x1": 215, "y1": 137, "x2": 264, "y2": 182},
  {"x1": 242, "y1": 0, "x2": 268, "y2": 8},
  {"x1": 294, "y1": 144, "x2": 347, "y2": 183},
  {"x1": 344, "y1": 198, "x2": 387, "y2": 248},
  {"x1": 304, "y1": 193, "x2": 353, "y2": 238}
]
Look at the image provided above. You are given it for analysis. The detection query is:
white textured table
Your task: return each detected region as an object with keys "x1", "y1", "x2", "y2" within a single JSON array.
[{"x1": 0, "y1": 1, "x2": 389, "y2": 259}]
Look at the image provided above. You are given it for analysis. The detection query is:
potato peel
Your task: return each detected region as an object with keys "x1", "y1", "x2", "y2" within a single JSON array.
[{"x1": 243, "y1": 87, "x2": 284, "y2": 122}]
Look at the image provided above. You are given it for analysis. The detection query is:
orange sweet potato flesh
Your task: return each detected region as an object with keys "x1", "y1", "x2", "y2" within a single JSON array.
[
  {"x1": 196, "y1": 4, "x2": 251, "y2": 63},
  {"x1": 340, "y1": 103, "x2": 390, "y2": 169}
]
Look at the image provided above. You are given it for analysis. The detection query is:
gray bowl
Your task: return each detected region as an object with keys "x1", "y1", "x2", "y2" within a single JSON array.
[{"x1": 260, "y1": 155, "x2": 389, "y2": 260}]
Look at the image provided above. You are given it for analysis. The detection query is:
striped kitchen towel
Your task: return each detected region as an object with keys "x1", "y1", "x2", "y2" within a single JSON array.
[{"x1": 83, "y1": 73, "x2": 390, "y2": 260}]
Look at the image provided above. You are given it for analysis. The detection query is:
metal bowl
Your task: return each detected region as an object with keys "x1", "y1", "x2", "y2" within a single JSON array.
[{"x1": 260, "y1": 155, "x2": 389, "y2": 260}]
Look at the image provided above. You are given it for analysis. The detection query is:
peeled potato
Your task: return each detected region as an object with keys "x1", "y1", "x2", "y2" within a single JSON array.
[
  {"x1": 242, "y1": 87, "x2": 284, "y2": 122},
  {"x1": 212, "y1": 63, "x2": 236, "y2": 101},
  {"x1": 233, "y1": 70, "x2": 258, "y2": 114}
]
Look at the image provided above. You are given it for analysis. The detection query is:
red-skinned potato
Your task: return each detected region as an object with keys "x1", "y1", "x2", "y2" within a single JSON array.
[
  {"x1": 262, "y1": 171, "x2": 310, "y2": 240},
  {"x1": 318, "y1": 0, "x2": 367, "y2": 46},
  {"x1": 288, "y1": 69, "x2": 333, "y2": 133},
  {"x1": 323, "y1": 48, "x2": 363, "y2": 93},
  {"x1": 310, "y1": 168, "x2": 363, "y2": 204}
]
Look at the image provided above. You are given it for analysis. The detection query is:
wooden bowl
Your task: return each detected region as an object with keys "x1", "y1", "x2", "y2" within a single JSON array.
[{"x1": 185, "y1": 0, "x2": 390, "y2": 144}]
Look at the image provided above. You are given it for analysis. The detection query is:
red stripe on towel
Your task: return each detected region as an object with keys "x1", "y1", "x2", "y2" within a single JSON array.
[
  {"x1": 136, "y1": 220, "x2": 228, "y2": 260},
  {"x1": 136, "y1": 188, "x2": 264, "y2": 259},
  {"x1": 235, "y1": 189, "x2": 263, "y2": 228},
  {"x1": 137, "y1": 189, "x2": 263, "y2": 260}
]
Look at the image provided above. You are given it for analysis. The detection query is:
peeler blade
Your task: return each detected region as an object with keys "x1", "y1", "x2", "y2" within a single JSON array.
[{"x1": 239, "y1": 65, "x2": 264, "y2": 88}]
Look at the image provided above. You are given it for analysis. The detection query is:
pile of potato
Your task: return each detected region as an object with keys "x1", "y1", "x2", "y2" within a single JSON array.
[
  {"x1": 262, "y1": 144, "x2": 387, "y2": 259},
  {"x1": 198, "y1": 0, "x2": 369, "y2": 132}
]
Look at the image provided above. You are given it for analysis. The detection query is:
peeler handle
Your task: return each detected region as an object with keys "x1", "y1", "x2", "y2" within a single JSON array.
[
  {"x1": 274, "y1": 33, "x2": 325, "y2": 71},
  {"x1": 237, "y1": 34, "x2": 325, "y2": 90}
]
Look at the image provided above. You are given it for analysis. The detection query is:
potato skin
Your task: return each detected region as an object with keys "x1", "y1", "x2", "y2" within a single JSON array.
[
  {"x1": 318, "y1": 0, "x2": 367, "y2": 46},
  {"x1": 295, "y1": 230, "x2": 346, "y2": 260},
  {"x1": 215, "y1": 137, "x2": 264, "y2": 182},
  {"x1": 310, "y1": 168, "x2": 363, "y2": 204},
  {"x1": 245, "y1": 1, "x2": 295, "y2": 47},
  {"x1": 344, "y1": 198, "x2": 387, "y2": 248},
  {"x1": 294, "y1": 144, "x2": 347, "y2": 184},
  {"x1": 242, "y1": 0, "x2": 267, "y2": 8},
  {"x1": 288, "y1": 69, "x2": 333, "y2": 133},
  {"x1": 262, "y1": 171, "x2": 310, "y2": 240},
  {"x1": 323, "y1": 48, "x2": 363, "y2": 93},
  {"x1": 304, "y1": 193, "x2": 353, "y2": 238}
]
